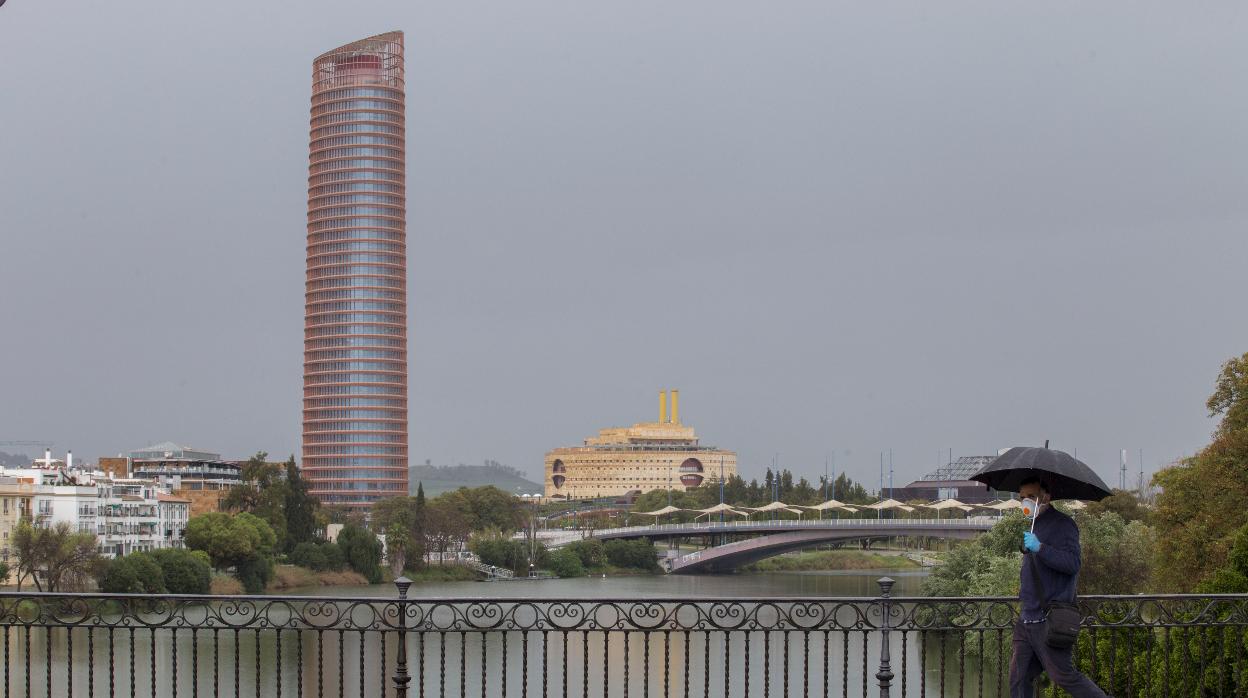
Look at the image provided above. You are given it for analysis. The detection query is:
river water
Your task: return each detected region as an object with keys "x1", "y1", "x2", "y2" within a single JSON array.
[{"x1": 5, "y1": 568, "x2": 1002, "y2": 697}]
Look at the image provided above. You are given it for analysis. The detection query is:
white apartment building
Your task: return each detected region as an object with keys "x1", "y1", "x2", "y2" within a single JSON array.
[
  {"x1": 157, "y1": 493, "x2": 191, "y2": 549},
  {"x1": 95, "y1": 479, "x2": 164, "y2": 557},
  {"x1": 7, "y1": 453, "x2": 195, "y2": 558},
  {"x1": 33, "y1": 485, "x2": 100, "y2": 535}
]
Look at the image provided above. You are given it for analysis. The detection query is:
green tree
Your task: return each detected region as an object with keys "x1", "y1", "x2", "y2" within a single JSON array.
[
  {"x1": 184, "y1": 512, "x2": 276, "y2": 592},
  {"x1": 603, "y1": 539, "x2": 659, "y2": 571},
  {"x1": 423, "y1": 499, "x2": 471, "y2": 556},
  {"x1": 385, "y1": 523, "x2": 412, "y2": 573},
  {"x1": 288, "y1": 541, "x2": 345, "y2": 571},
  {"x1": 1074, "y1": 512, "x2": 1155, "y2": 595},
  {"x1": 547, "y1": 548, "x2": 585, "y2": 578},
  {"x1": 99, "y1": 552, "x2": 166, "y2": 594},
  {"x1": 468, "y1": 529, "x2": 531, "y2": 572},
  {"x1": 1152, "y1": 352, "x2": 1248, "y2": 591},
  {"x1": 371, "y1": 496, "x2": 417, "y2": 533},
  {"x1": 412, "y1": 482, "x2": 427, "y2": 567},
  {"x1": 184, "y1": 512, "x2": 275, "y2": 570},
  {"x1": 149, "y1": 548, "x2": 212, "y2": 594},
  {"x1": 288, "y1": 541, "x2": 329, "y2": 571},
  {"x1": 13, "y1": 521, "x2": 104, "y2": 592},
  {"x1": 283, "y1": 456, "x2": 319, "y2": 552},
  {"x1": 829, "y1": 473, "x2": 872, "y2": 504},
  {"x1": 337, "y1": 524, "x2": 383, "y2": 584},
  {"x1": 1197, "y1": 521, "x2": 1248, "y2": 593},
  {"x1": 234, "y1": 555, "x2": 274, "y2": 594},
  {"x1": 1082, "y1": 489, "x2": 1148, "y2": 524},
  {"x1": 438, "y1": 486, "x2": 525, "y2": 533},
  {"x1": 222, "y1": 452, "x2": 290, "y2": 552},
  {"x1": 565, "y1": 539, "x2": 607, "y2": 569}
]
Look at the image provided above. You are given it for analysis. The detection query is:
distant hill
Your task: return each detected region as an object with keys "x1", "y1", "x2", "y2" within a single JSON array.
[{"x1": 408, "y1": 460, "x2": 543, "y2": 498}]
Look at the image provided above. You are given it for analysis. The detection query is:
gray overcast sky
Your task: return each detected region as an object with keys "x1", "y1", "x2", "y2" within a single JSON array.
[{"x1": 1, "y1": 1, "x2": 1245, "y2": 490}]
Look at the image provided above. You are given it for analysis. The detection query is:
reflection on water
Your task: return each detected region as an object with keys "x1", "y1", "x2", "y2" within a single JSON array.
[
  {"x1": 284, "y1": 568, "x2": 931, "y2": 599},
  {"x1": 2, "y1": 569, "x2": 1002, "y2": 697}
]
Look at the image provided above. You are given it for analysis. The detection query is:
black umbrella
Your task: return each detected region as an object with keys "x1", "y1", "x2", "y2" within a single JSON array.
[{"x1": 970, "y1": 446, "x2": 1112, "y2": 501}]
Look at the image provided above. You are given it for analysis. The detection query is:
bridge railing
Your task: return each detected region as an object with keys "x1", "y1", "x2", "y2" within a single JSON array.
[
  {"x1": 1, "y1": 580, "x2": 1244, "y2": 696},
  {"x1": 592, "y1": 516, "x2": 998, "y2": 538}
]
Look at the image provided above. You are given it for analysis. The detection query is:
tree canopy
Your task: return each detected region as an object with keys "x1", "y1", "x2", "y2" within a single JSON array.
[
  {"x1": 13, "y1": 521, "x2": 103, "y2": 592},
  {"x1": 1152, "y1": 352, "x2": 1248, "y2": 591},
  {"x1": 184, "y1": 511, "x2": 277, "y2": 592}
]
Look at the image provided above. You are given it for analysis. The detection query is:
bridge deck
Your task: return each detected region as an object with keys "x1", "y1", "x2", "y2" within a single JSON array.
[{"x1": 538, "y1": 517, "x2": 999, "y2": 556}]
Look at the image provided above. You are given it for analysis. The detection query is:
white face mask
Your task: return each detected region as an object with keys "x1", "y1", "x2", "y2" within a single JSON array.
[{"x1": 1021, "y1": 497, "x2": 1039, "y2": 519}]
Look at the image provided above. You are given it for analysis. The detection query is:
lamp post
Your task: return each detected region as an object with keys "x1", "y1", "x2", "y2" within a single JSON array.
[
  {"x1": 667, "y1": 461, "x2": 673, "y2": 509},
  {"x1": 719, "y1": 456, "x2": 725, "y2": 525},
  {"x1": 520, "y1": 493, "x2": 540, "y2": 574}
]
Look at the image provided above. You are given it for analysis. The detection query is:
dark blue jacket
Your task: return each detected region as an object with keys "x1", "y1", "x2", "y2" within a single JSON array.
[{"x1": 1019, "y1": 505, "x2": 1081, "y2": 622}]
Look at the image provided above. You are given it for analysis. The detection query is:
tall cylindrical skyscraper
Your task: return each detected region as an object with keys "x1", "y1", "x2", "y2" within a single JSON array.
[{"x1": 303, "y1": 32, "x2": 408, "y2": 508}]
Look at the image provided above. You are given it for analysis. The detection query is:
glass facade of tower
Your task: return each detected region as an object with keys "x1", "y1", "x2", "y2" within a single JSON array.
[{"x1": 303, "y1": 32, "x2": 408, "y2": 508}]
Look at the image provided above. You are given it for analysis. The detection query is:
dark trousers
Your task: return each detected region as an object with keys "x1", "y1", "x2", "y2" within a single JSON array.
[{"x1": 1010, "y1": 620, "x2": 1109, "y2": 698}]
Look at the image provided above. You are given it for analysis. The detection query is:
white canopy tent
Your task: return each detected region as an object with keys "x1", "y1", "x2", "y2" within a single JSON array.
[
  {"x1": 635, "y1": 505, "x2": 683, "y2": 518},
  {"x1": 986, "y1": 499, "x2": 1023, "y2": 511},
  {"x1": 748, "y1": 501, "x2": 793, "y2": 513},
  {"x1": 801, "y1": 499, "x2": 851, "y2": 510},
  {"x1": 633, "y1": 504, "x2": 683, "y2": 526},
  {"x1": 745, "y1": 500, "x2": 800, "y2": 521},
  {"x1": 924, "y1": 498, "x2": 973, "y2": 520},
  {"x1": 864, "y1": 499, "x2": 912, "y2": 518},
  {"x1": 694, "y1": 503, "x2": 749, "y2": 521},
  {"x1": 864, "y1": 499, "x2": 907, "y2": 510},
  {"x1": 798, "y1": 499, "x2": 859, "y2": 519}
]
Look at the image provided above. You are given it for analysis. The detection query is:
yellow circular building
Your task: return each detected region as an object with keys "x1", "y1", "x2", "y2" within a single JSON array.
[{"x1": 544, "y1": 390, "x2": 738, "y2": 500}]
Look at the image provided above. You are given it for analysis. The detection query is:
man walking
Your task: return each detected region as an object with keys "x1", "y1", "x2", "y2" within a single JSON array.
[{"x1": 1010, "y1": 476, "x2": 1108, "y2": 697}]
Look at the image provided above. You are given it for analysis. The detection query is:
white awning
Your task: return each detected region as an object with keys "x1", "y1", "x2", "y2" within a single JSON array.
[
  {"x1": 635, "y1": 505, "x2": 683, "y2": 517},
  {"x1": 985, "y1": 499, "x2": 1023, "y2": 511},
  {"x1": 800, "y1": 499, "x2": 852, "y2": 511},
  {"x1": 748, "y1": 501, "x2": 793, "y2": 513},
  {"x1": 697, "y1": 503, "x2": 743, "y2": 515},
  {"x1": 925, "y1": 498, "x2": 973, "y2": 512},
  {"x1": 864, "y1": 499, "x2": 908, "y2": 510}
]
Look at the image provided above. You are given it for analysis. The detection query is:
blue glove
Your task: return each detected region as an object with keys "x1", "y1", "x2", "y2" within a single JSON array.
[{"x1": 1023, "y1": 532, "x2": 1041, "y2": 553}]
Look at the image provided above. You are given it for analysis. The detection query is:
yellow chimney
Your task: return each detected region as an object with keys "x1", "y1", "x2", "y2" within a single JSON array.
[
  {"x1": 659, "y1": 390, "x2": 668, "y2": 423},
  {"x1": 671, "y1": 389, "x2": 680, "y2": 423}
]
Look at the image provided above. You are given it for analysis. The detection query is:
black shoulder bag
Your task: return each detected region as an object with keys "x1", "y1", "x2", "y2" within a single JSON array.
[{"x1": 1026, "y1": 552, "x2": 1081, "y2": 648}]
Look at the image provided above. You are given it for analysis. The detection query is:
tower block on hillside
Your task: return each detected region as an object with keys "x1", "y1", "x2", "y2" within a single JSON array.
[{"x1": 544, "y1": 390, "x2": 737, "y2": 500}]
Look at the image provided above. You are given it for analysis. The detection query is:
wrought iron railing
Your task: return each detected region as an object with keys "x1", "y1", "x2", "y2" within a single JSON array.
[{"x1": 0, "y1": 579, "x2": 1245, "y2": 696}]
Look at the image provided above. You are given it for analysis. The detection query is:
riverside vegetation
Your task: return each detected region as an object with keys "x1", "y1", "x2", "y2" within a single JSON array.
[{"x1": 918, "y1": 351, "x2": 1248, "y2": 696}]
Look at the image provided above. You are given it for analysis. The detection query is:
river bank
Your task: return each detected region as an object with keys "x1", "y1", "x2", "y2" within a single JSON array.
[
  {"x1": 284, "y1": 567, "x2": 929, "y2": 598},
  {"x1": 741, "y1": 549, "x2": 920, "y2": 572}
]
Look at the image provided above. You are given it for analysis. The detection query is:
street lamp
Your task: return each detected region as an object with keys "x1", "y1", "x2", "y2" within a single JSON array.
[{"x1": 520, "y1": 493, "x2": 542, "y2": 573}]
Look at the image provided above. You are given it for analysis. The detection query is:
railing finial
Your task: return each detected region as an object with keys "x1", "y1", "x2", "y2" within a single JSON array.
[{"x1": 876, "y1": 576, "x2": 895, "y2": 597}]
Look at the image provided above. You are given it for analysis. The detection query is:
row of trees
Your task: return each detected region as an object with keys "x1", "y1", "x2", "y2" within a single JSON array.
[
  {"x1": 546, "y1": 538, "x2": 661, "y2": 578},
  {"x1": 370, "y1": 484, "x2": 529, "y2": 573},
  {"x1": 99, "y1": 548, "x2": 212, "y2": 594}
]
